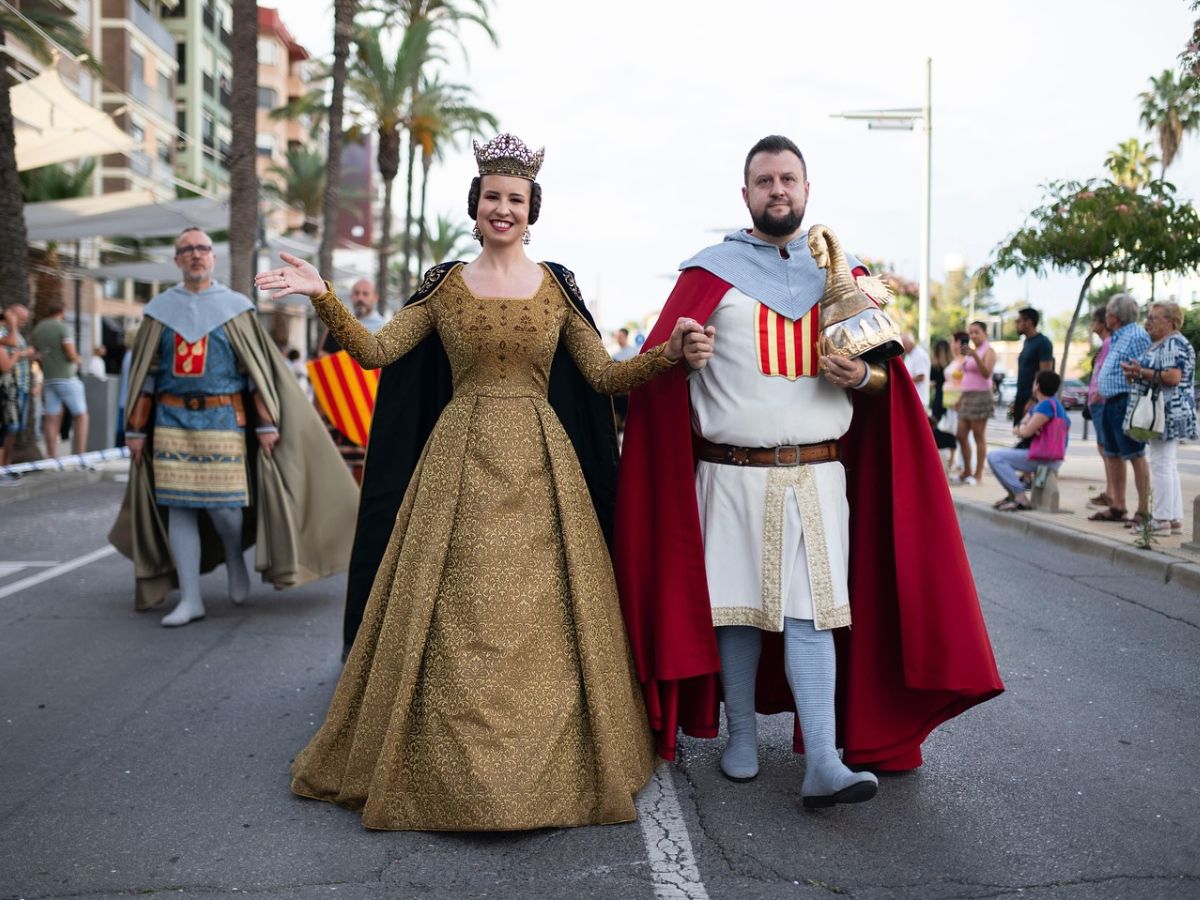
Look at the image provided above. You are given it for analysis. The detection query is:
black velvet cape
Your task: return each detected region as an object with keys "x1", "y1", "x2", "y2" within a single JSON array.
[{"x1": 340, "y1": 261, "x2": 621, "y2": 650}]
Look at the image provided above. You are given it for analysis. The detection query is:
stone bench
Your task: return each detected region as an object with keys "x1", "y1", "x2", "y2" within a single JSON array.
[{"x1": 1031, "y1": 466, "x2": 1061, "y2": 512}]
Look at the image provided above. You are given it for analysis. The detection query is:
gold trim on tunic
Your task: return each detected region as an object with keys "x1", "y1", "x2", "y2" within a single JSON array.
[{"x1": 711, "y1": 465, "x2": 850, "y2": 632}]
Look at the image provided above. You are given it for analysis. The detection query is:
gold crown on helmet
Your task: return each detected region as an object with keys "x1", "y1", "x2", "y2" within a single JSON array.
[
  {"x1": 807, "y1": 224, "x2": 904, "y2": 364},
  {"x1": 473, "y1": 133, "x2": 545, "y2": 181}
]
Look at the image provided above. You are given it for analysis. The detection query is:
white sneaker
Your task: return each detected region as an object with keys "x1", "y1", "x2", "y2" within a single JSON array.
[{"x1": 963, "y1": 475, "x2": 978, "y2": 485}]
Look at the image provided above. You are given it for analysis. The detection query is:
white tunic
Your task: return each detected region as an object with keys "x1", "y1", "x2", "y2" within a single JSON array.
[{"x1": 690, "y1": 287, "x2": 854, "y2": 631}]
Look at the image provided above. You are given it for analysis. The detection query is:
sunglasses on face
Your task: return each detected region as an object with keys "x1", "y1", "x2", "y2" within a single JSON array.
[{"x1": 176, "y1": 244, "x2": 213, "y2": 256}]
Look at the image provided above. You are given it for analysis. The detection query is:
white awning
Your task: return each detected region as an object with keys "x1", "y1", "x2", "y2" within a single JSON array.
[
  {"x1": 12, "y1": 60, "x2": 136, "y2": 171},
  {"x1": 23, "y1": 191, "x2": 231, "y2": 242}
]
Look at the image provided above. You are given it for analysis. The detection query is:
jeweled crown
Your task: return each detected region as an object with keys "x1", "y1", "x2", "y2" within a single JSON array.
[{"x1": 473, "y1": 133, "x2": 545, "y2": 181}]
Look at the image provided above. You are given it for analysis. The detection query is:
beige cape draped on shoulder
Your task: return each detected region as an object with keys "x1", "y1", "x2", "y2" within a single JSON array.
[{"x1": 108, "y1": 310, "x2": 359, "y2": 610}]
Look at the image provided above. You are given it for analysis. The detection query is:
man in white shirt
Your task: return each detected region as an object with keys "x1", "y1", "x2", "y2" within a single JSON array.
[
  {"x1": 903, "y1": 334, "x2": 930, "y2": 408},
  {"x1": 86, "y1": 345, "x2": 109, "y2": 381}
]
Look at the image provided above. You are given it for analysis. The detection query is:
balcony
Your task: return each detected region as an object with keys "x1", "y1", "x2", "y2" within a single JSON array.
[
  {"x1": 130, "y1": 76, "x2": 175, "y2": 122},
  {"x1": 128, "y1": 0, "x2": 176, "y2": 56}
]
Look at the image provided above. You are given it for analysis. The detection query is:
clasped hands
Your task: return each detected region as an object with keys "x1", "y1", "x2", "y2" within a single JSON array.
[{"x1": 665, "y1": 318, "x2": 716, "y2": 368}]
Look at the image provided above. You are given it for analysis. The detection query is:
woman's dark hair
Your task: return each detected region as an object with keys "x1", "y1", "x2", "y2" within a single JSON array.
[
  {"x1": 931, "y1": 338, "x2": 951, "y2": 368},
  {"x1": 468, "y1": 175, "x2": 541, "y2": 225},
  {"x1": 1035, "y1": 369, "x2": 1061, "y2": 396}
]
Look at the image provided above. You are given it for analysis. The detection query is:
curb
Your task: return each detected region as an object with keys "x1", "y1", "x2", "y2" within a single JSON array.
[{"x1": 955, "y1": 498, "x2": 1200, "y2": 593}]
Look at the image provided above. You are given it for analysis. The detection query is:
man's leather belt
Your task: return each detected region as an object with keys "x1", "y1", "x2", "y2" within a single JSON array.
[
  {"x1": 695, "y1": 436, "x2": 840, "y2": 467},
  {"x1": 158, "y1": 392, "x2": 246, "y2": 425}
]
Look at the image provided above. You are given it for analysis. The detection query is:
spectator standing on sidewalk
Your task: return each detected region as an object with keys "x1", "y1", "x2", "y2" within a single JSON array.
[
  {"x1": 1090, "y1": 293, "x2": 1151, "y2": 525},
  {"x1": 31, "y1": 298, "x2": 88, "y2": 459},
  {"x1": 954, "y1": 321, "x2": 996, "y2": 485},
  {"x1": 1013, "y1": 307, "x2": 1054, "y2": 425},
  {"x1": 85, "y1": 345, "x2": 108, "y2": 380},
  {"x1": 0, "y1": 304, "x2": 34, "y2": 470},
  {"x1": 1085, "y1": 307, "x2": 1116, "y2": 510},
  {"x1": 903, "y1": 333, "x2": 931, "y2": 409},
  {"x1": 1121, "y1": 301, "x2": 1196, "y2": 535},
  {"x1": 987, "y1": 370, "x2": 1070, "y2": 511}
]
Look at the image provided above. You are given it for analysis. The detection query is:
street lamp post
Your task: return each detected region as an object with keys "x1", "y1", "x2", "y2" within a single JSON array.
[{"x1": 832, "y1": 57, "x2": 933, "y2": 346}]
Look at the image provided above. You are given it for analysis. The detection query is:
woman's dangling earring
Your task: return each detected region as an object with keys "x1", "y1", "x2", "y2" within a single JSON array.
[
  {"x1": 522, "y1": 228, "x2": 532, "y2": 245},
  {"x1": 472, "y1": 224, "x2": 483, "y2": 244}
]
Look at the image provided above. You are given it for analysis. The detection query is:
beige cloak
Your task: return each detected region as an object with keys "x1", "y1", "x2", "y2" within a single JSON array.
[{"x1": 108, "y1": 310, "x2": 358, "y2": 610}]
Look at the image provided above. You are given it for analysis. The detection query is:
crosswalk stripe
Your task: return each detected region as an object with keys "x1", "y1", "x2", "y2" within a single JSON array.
[{"x1": 0, "y1": 546, "x2": 117, "y2": 600}]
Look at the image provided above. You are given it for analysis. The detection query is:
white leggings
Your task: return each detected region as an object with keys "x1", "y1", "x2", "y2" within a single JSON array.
[{"x1": 1149, "y1": 438, "x2": 1183, "y2": 521}]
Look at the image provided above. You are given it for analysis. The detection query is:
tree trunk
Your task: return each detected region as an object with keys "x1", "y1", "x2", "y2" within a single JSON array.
[
  {"x1": 0, "y1": 38, "x2": 32, "y2": 311},
  {"x1": 376, "y1": 175, "x2": 394, "y2": 309},
  {"x1": 401, "y1": 132, "x2": 418, "y2": 297},
  {"x1": 375, "y1": 127, "x2": 401, "y2": 310},
  {"x1": 416, "y1": 154, "x2": 431, "y2": 276},
  {"x1": 319, "y1": 0, "x2": 355, "y2": 283},
  {"x1": 228, "y1": 0, "x2": 259, "y2": 298},
  {"x1": 1059, "y1": 265, "x2": 1102, "y2": 381}
]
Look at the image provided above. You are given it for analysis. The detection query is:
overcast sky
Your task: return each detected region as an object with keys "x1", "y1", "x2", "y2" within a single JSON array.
[{"x1": 270, "y1": 0, "x2": 1199, "y2": 331}]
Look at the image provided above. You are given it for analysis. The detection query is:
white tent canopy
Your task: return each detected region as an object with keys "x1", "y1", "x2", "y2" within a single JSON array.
[
  {"x1": 12, "y1": 60, "x2": 135, "y2": 171},
  {"x1": 24, "y1": 190, "x2": 231, "y2": 242},
  {"x1": 77, "y1": 236, "x2": 357, "y2": 301}
]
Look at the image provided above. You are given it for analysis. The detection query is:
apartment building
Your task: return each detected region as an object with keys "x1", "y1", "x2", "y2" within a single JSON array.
[
  {"x1": 256, "y1": 5, "x2": 312, "y2": 235},
  {"x1": 97, "y1": 0, "x2": 179, "y2": 198},
  {"x1": 162, "y1": 0, "x2": 233, "y2": 192}
]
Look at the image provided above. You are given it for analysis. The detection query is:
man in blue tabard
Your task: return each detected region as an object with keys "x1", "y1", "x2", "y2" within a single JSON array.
[{"x1": 110, "y1": 228, "x2": 358, "y2": 626}]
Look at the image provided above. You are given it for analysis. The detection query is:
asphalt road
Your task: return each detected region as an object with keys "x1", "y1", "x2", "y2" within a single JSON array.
[{"x1": 1, "y1": 481, "x2": 1197, "y2": 900}]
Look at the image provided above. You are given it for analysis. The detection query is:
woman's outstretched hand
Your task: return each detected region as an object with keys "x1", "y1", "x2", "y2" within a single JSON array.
[
  {"x1": 254, "y1": 252, "x2": 327, "y2": 300},
  {"x1": 664, "y1": 318, "x2": 708, "y2": 363}
]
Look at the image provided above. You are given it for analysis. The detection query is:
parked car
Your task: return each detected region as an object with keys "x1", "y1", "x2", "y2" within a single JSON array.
[
  {"x1": 1060, "y1": 378, "x2": 1088, "y2": 409},
  {"x1": 998, "y1": 376, "x2": 1018, "y2": 405}
]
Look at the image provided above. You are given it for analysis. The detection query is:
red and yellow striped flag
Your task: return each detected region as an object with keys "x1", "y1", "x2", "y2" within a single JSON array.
[
  {"x1": 307, "y1": 351, "x2": 380, "y2": 447},
  {"x1": 754, "y1": 302, "x2": 820, "y2": 380}
]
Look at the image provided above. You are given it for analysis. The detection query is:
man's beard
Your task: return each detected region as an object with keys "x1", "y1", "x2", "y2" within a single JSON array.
[{"x1": 750, "y1": 203, "x2": 805, "y2": 238}]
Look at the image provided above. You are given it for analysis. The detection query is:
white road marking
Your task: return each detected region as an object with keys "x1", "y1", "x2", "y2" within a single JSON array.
[
  {"x1": 0, "y1": 546, "x2": 117, "y2": 600},
  {"x1": 637, "y1": 763, "x2": 710, "y2": 900}
]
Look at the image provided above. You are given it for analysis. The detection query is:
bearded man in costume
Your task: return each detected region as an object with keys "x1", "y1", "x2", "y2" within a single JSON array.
[
  {"x1": 615, "y1": 135, "x2": 1003, "y2": 808},
  {"x1": 110, "y1": 228, "x2": 358, "y2": 626}
]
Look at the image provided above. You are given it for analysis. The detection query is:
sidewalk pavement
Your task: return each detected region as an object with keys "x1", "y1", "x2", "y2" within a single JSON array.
[{"x1": 947, "y1": 416, "x2": 1200, "y2": 593}]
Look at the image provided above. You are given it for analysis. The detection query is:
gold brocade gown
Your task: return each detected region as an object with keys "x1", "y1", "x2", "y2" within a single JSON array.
[{"x1": 291, "y1": 264, "x2": 669, "y2": 831}]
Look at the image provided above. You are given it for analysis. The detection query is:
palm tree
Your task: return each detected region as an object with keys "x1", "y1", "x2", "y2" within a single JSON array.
[
  {"x1": 1104, "y1": 138, "x2": 1159, "y2": 190},
  {"x1": 0, "y1": 7, "x2": 94, "y2": 312},
  {"x1": 385, "y1": 1, "x2": 496, "y2": 295},
  {"x1": 1138, "y1": 68, "x2": 1200, "y2": 176},
  {"x1": 20, "y1": 159, "x2": 96, "y2": 203},
  {"x1": 346, "y1": 21, "x2": 436, "y2": 310},
  {"x1": 424, "y1": 213, "x2": 472, "y2": 264},
  {"x1": 409, "y1": 73, "x2": 496, "y2": 274},
  {"x1": 227, "y1": 0, "x2": 258, "y2": 298},
  {"x1": 319, "y1": 0, "x2": 357, "y2": 280},
  {"x1": 265, "y1": 147, "x2": 327, "y2": 235}
]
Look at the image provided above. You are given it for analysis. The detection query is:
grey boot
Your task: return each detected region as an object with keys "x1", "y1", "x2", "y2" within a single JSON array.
[
  {"x1": 163, "y1": 508, "x2": 205, "y2": 627},
  {"x1": 783, "y1": 617, "x2": 877, "y2": 808},
  {"x1": 716, "y1": 625, "x2": 762, "y2": 781}
]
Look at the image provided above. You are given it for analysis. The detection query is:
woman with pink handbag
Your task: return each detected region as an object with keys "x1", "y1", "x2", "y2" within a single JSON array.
[{"x1": 986, "y1": 370, "x2": 1070, "y2": 511}]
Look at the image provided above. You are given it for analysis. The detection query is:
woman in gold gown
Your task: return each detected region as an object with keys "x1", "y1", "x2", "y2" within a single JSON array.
[{"x1": 256, "y1": 134, "x2": 711, "y2": 831}]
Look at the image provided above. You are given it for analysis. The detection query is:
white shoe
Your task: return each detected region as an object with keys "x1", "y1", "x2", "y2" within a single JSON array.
[
  {"x1": 162, "y1": 595, "x2": 205, "y2": 627},
  {"x1": 962, "y1": 475, "x2": 977, "y2": 485}
]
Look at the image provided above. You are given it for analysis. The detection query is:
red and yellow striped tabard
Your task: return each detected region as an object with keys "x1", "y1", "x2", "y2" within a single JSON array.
[{"x1": 753, "y1": 302, "x2": 820, "y2": 380}]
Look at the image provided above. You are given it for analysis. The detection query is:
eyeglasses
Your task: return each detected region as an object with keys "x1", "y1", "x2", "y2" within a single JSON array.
[{"x1": 175, "y1": 244, "x2": 213, "y2": 256}]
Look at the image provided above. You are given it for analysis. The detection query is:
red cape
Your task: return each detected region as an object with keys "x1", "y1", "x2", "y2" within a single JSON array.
[{"x1": 614, "y1": 268, "x2": 1004, "y2": 769}]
